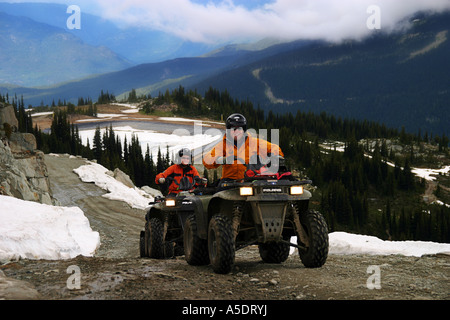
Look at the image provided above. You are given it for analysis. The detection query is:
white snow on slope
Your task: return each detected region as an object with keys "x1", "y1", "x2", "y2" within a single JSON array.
[
  {"x1": 73, "y1": 161, "x2": 155, "y2": 210},
  {"x1": 0, "y1": 195, "x2": 100, "y2": 262}
]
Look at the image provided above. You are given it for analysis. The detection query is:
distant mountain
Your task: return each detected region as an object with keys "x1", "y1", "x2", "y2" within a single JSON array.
[
  {"x1": 0, "y1": 55, "x2": 241, "y2": 106},
  {"x1": 0, "y1": 36, "x2": 311, "y2": 106},
  {"x1": 2, "y1": 9, "x2": 449, "y2": 136},
  {"x1": 0, "y1": 11, "x2": 132, "y2": 87},
  {"x1": 0, "y1": 2, "x2": 219, "y2": 64},
  {"x1": 190, "y1": 11, "x2": 450, "y2": 136}
]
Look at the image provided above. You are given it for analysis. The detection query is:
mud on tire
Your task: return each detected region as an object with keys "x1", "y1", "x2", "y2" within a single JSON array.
[
  {"x1": 139, "y1": 231, "x2": 146, "y2": 257},
  {"x1": 297, "y1": 209, "x2": 329, "y2": 268},
  {"x1": 145, "y1": 218, "x2": 164, "y2": 259},
  {"x1": 184, "y1": 215, "x2": 209, "y2": 265},
  {"x1": 208, "y1": 215, "x2": 235, "y2": 274}
]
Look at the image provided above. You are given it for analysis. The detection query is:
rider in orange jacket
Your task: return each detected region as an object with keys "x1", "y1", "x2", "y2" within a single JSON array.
[{"x1": 203, "y1": 113, "x2": 284, "y2": 182}]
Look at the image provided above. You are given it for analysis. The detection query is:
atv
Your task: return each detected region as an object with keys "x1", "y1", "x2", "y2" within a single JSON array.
[{"x1": 140, "y1": 158, "x2": 329, "y2": 274}]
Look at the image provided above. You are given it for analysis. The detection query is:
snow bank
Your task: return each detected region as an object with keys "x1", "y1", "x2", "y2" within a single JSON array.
[
  {"x1": 327, "y1": 232, "x2": 450, "y2": 257},
  {"x1": 0, "y1": 195, "x2": 100, "y2": 262},
  {"x1": 73, "y1": 161, "x2": 155, "y2": 210},
  {"x1": 411, "y1": 165, "x2": 450, "y2": 181}
]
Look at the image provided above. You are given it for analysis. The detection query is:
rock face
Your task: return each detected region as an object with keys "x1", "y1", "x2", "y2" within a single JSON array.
[
  {"x1": 113, "y1": 168, "x2": 135, "y2": 189},
  {"x1": 0, "y1": 103, "x2": 18, "y2": 130},
  {"x1": 0, "y1": 103, "x2": 55, "y2": 205}
]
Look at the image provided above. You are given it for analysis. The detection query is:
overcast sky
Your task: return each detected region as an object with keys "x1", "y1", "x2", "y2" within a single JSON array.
[{"x1": 4, "y1": 0, "x2": 450, "y2": 43}]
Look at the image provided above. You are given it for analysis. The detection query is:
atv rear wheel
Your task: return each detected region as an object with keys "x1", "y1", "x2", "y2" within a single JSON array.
[
  {"x1": 208, "y1": 215, "x2": 235, "y2": 274},
  {"x1": 184, "y1": 215, "x2": 209, "y2": 265},
  {"x1": 145, "y1": 218, "x2": 164, "y2": 258},
  {"x1": 297, "y1": 209, "x2": 328, "y2": 268}
]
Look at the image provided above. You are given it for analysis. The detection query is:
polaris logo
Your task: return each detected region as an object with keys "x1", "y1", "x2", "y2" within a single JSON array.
[
  {"x1": 182, "y1": 201, "x2": 193, "y2": 205},
  {"x1": 262, "y1": 188, "x2": 282, "y2": 193}
]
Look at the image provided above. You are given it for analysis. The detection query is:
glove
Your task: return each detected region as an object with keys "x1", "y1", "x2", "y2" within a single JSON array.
[{"x1": 158, "y1": 178, "x2": 165, "y2": 184}]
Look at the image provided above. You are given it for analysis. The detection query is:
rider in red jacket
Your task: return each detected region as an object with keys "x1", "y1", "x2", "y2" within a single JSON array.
[{"x1": 155, "y1": 148, "x2": 202, "y2": 196}]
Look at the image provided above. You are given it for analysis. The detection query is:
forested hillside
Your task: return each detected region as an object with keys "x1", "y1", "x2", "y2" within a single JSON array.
[
  {"x1": 2, "y1": 87, "x2": 449, "y2": 243},
  {"x1": 191, "y1": 12, "x2": 450, "y2": 136}
]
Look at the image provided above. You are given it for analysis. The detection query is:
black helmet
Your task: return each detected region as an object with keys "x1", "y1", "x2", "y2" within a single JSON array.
[
  {"x1": 176, "y1": 148, "x2": 191, "y2": 165},
  {"x1": 178, "y1": 148, "x2": 191, "y2": 158},
  {"x1": 226, "y1": 113, "x2": 247, "y2": 131}
]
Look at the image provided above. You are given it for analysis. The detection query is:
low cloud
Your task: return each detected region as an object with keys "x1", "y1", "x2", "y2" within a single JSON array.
[
  {"x1": 7, "y1": 0, "x2": 450, "y2": 43},
  {"x1": 94, "y1": 0, "x2": 450, "y2": 43}
]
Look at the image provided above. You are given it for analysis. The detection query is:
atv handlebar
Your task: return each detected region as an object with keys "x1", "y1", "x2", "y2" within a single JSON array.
[{"x1": 220, "y1": 179, "x2": 312, "y2": 188}]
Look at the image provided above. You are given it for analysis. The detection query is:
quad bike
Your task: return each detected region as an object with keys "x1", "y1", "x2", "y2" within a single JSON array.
[{"x1": 140, "y1": 158, "x2": 329, "y2": 274}]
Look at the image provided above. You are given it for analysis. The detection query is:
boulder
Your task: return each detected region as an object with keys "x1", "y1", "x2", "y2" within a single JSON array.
[
  {"x1": 9, "y1": 132, "x2": 37, "y2": 153},
  {"x1": 0, "y1": 270, "x2": 41, "y2": 300},
  {"x1": 113, "y1": 168, "x2": 135, "y2": 188},
  {"x1": 0, "y1": 102, "x2": 18, "y2": 130},
  {"x1": 141, "y1": 185, "x2": 163, "y2": 198},
  {"x1": 0, "y1": 125, "x2": 55, "y2": 205}
]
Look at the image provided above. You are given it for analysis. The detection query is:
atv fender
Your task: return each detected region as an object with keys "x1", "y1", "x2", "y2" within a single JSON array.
[
  {"x1": 146, "y1": 204, "x2": 164, "y2": 222},
  {"x1": 185, "y1": 195, "x2": 208, "y2": 240}
]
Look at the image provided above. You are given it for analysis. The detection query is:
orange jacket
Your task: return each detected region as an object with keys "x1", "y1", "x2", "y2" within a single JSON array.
[
  {"x1": 155, "y1": 164, "x2": 200, "y2": 195},
  {"x1": 203, "y1": 132, "x2": 284, "y2": 180}
]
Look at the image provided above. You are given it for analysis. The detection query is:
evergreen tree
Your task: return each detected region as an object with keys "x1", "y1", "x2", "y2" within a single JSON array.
[{"x1": 93, "y1": 126, "x2": 103, "y2": 161}]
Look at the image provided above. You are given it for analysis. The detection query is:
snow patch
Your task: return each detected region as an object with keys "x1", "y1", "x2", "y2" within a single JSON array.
[{"x1": 0, "y1": 195, "x2": 100, "y2": 262}]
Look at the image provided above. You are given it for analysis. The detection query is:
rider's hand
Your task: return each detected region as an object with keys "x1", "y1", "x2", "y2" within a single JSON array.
[{"x1": 158, "y1": 178, "x2": 165, "y2": 184}]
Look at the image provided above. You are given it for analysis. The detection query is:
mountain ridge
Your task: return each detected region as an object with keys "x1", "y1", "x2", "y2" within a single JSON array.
[
  {"x1": 189, "y1": 11, "x2": 450, "y2": 135},
  {"x1": 0, "y1": 2, "x2": 220, "y2": 64},
  {"x1": 1, "y1": 10, "x2": 449, "y2": 135},
  {"x1": 0, "y1": 11, "x2": 132, "y2": 87}
]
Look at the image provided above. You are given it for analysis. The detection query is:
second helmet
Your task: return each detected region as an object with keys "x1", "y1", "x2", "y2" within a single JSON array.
[{"x1": 226, "y1": 113, "x2": 247, "y2": 131}]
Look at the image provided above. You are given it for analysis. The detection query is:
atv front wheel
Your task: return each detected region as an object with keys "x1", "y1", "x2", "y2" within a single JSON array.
[
  {"x1": 184, "y1": 215, "x2": 209, "y2": 265},
  {"x1": 208, "y1": 215, "x2": 235, "y2": 274},
  {"x1": 297, "y1": 209, "x2": 328, "y2": 268},
  {"x1": 145, "y1": 218, "x2": 164, "y2": 258}
]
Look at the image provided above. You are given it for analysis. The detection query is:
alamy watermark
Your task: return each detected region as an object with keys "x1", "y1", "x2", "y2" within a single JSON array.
[
  {"x1": 66, "y1": 265, "x2": 81, "y2": 290},
  {"x1": 367, "y1": 5, "x2": 381, "y2": 30},
  {"x1": 67, "y1": 5, "x2": 81, "y2": 30},
  {"x1": 173, "y1": 123, "x2": 282, "y2": 172},
  {"x1": 366, "y1": 265, "x2": 381, "y2": 289}
]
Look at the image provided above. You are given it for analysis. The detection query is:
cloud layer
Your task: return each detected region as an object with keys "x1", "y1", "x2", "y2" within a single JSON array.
[
  {"x1": 93, "y1": 0, "x2": 450, "y2": 43},
  {"x1": 7, "y1": 0, "x2": 450, "y2": 43}
]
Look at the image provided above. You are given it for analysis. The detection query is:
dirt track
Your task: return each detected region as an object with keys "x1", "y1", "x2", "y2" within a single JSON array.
[{"x1": 1, "y1": 154, "x2": 449, "y2": 304}]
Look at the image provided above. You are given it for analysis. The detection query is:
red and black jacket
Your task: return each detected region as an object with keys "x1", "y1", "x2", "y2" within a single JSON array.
[{"x1": 155, "y1": 164, "x2": 201, "y2": 195}]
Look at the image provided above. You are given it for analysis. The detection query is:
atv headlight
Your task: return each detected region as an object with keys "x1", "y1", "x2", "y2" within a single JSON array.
[
  {"x1": 290, "y1": 186, "x2": 303, "y2": 195},
  {"x1": 165, "y1": 199, "x2": 176, "y2": 207},
  {"x1": 240, "y1": 186, "x2": 253, "y2": 196}
]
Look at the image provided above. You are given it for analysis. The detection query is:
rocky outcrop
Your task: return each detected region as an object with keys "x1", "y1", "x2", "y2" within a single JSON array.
[
  {"x1": 0, "y1": 102, "x2": 18, "y2": 130},
  {"x1": 110, "y1": 168, "x2": 135, "y2": 189},
  {"x1": 0, "y1": 103, "x2": 55, "y2": 205}
]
